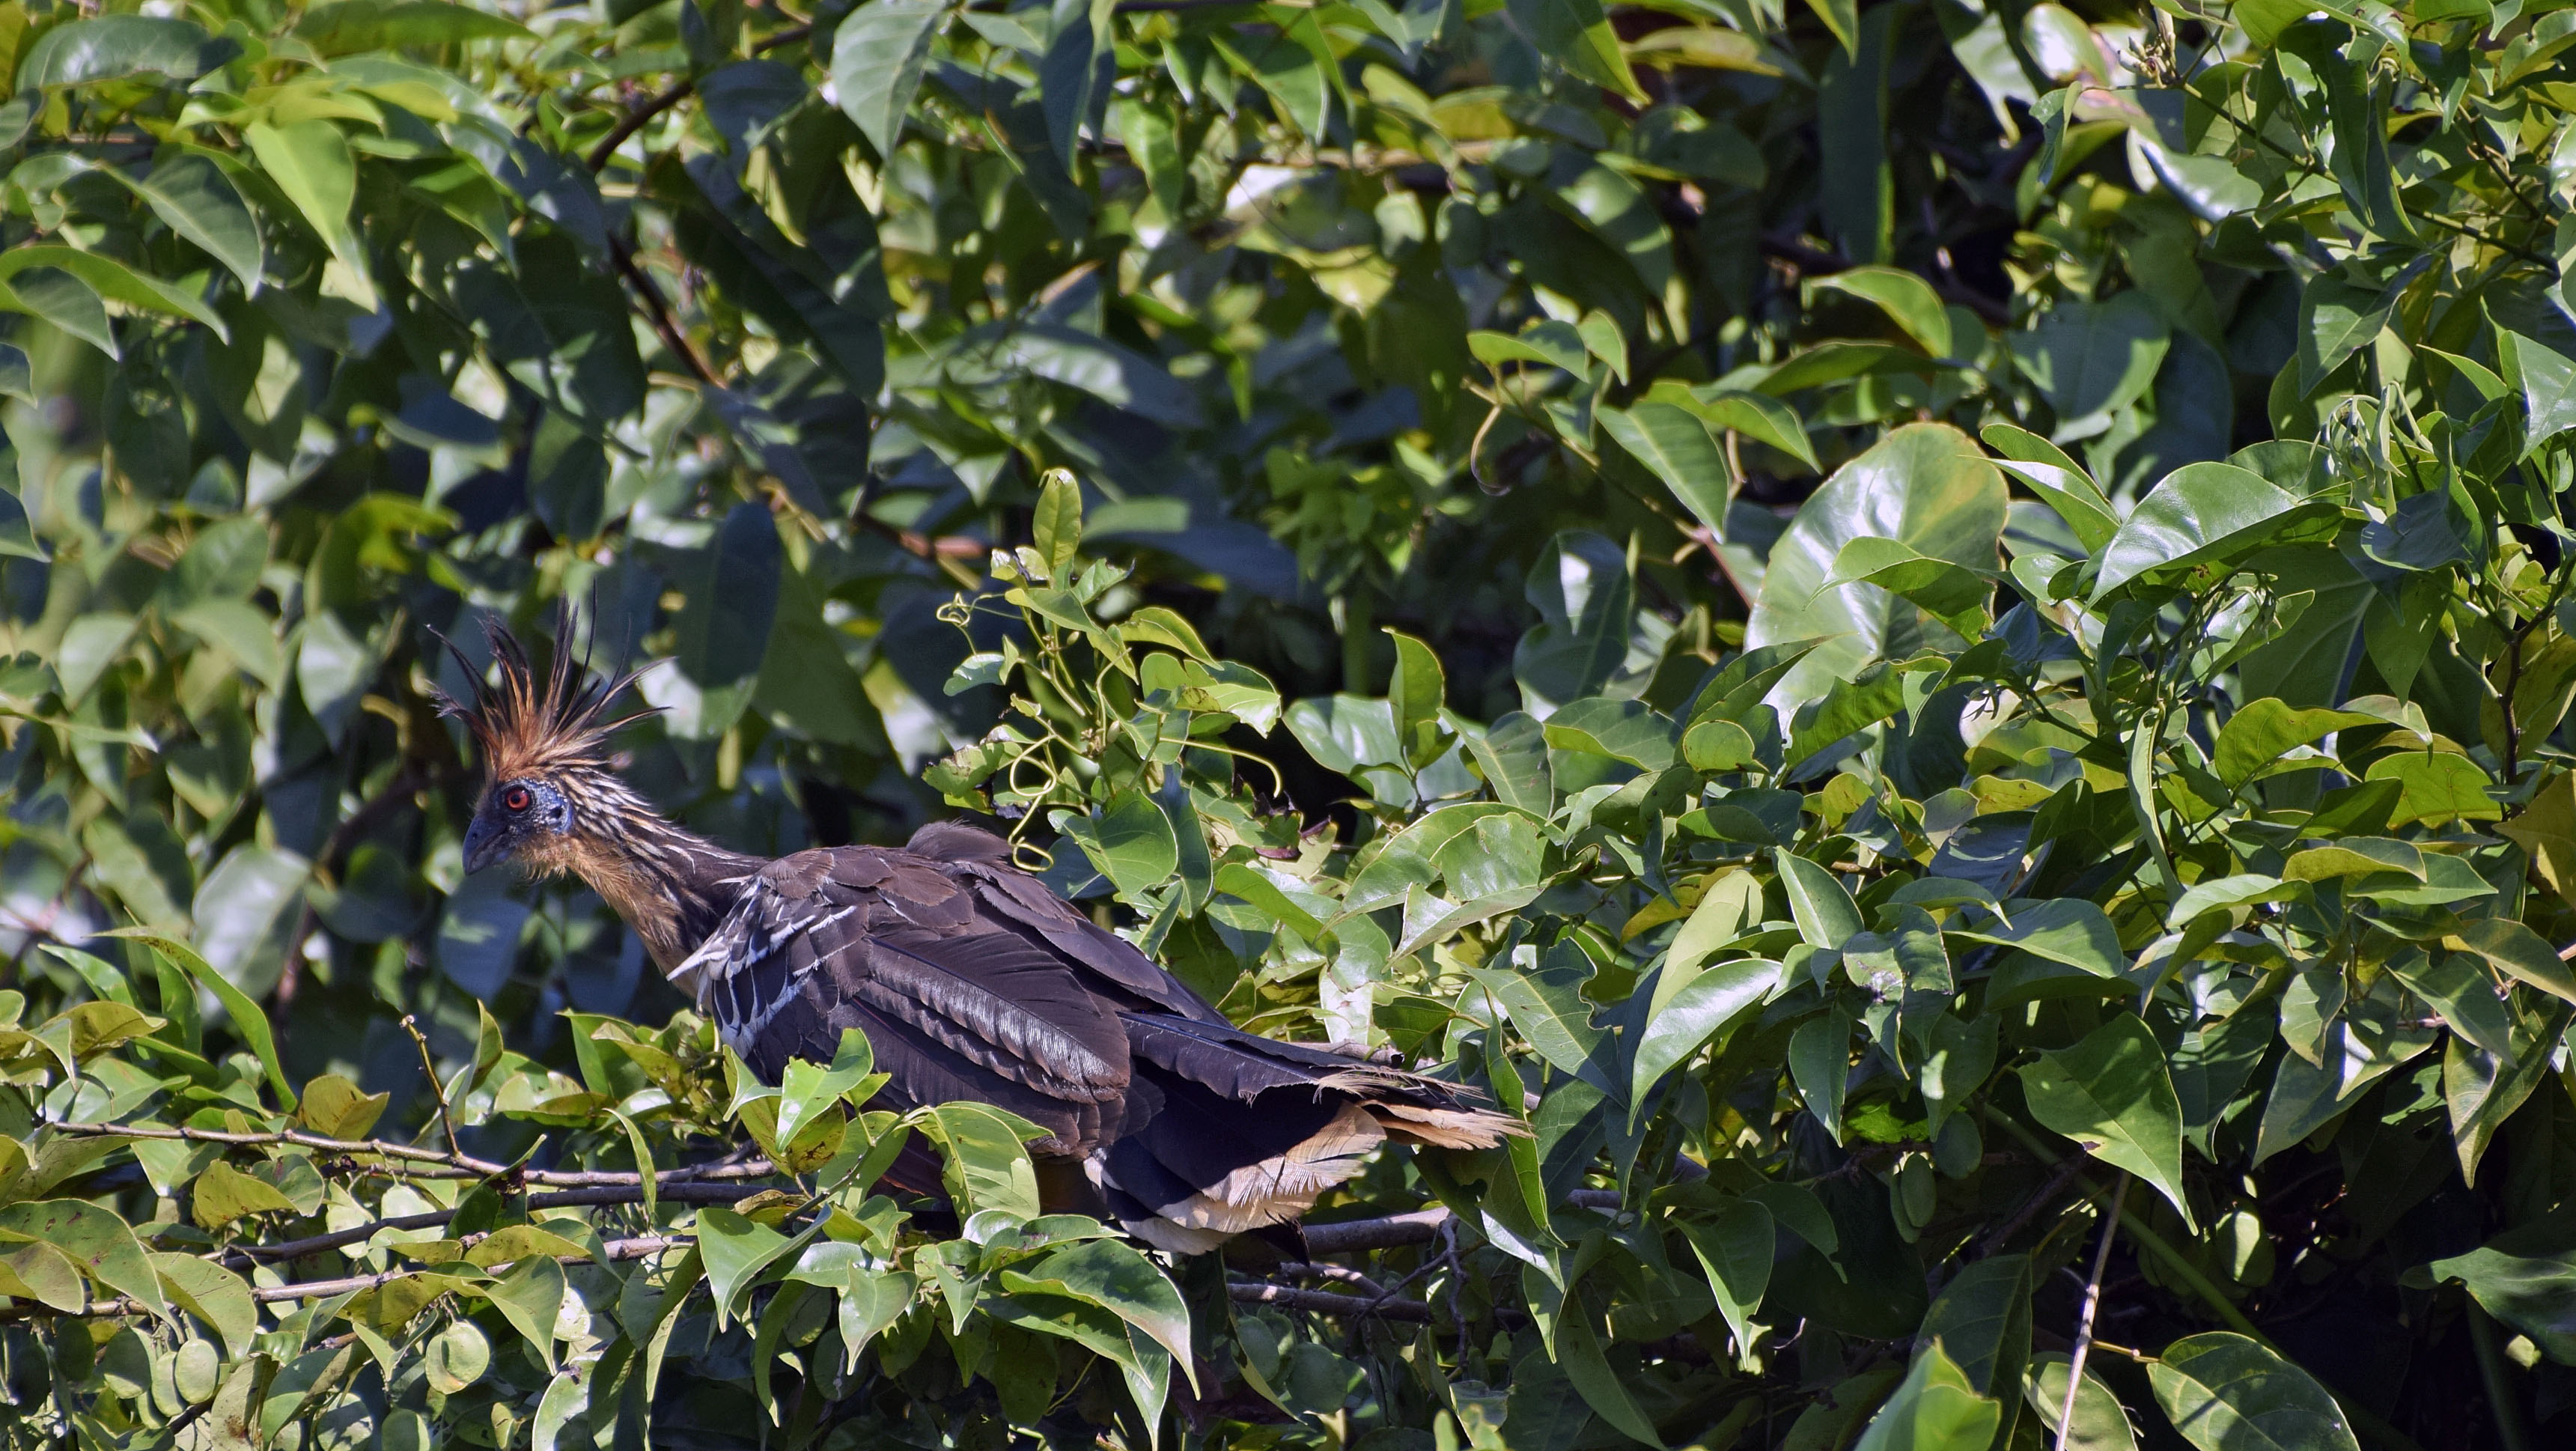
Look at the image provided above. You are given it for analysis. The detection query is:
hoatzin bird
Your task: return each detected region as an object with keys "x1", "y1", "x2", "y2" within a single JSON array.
[{"x1": 439, "y1": 618, "x2": 1517, "y2": 1252}]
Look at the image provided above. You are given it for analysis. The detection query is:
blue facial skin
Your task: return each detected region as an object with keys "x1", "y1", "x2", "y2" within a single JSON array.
[{"x1": 462, "y1": 777, "x2": 573, "y2": 872}]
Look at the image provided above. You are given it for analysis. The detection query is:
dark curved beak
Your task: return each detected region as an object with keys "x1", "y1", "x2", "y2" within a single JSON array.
[{"x1": 462, "y1": 815, "x2": 507, "y2": 874}]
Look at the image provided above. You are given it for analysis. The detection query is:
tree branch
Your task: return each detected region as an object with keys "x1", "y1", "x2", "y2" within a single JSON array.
[
  {"x1": 46, "y1": 1122, "x2": 775, "y2": 1188},
  {"x1": 225, "y1": 1182, "x2": 770, "y2": 1265}
]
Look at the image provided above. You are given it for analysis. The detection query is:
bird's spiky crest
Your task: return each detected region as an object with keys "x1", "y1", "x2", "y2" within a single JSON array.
[{"x1": 433, "y1": 604, "x2": 654, "y2": 786}]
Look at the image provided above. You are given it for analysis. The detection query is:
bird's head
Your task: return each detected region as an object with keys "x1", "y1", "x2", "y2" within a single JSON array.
[{"x1": 433, "y1": 611, "x2": 652, "y2": 877}]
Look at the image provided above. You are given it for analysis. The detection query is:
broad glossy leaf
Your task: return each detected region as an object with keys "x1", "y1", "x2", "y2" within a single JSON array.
[
  {"x1": 1745, "y1": 424, "x2": 2006, "y2": 709},
  {"x1": 1810, "y1": 267, "x2": 1952, "y2": 356},
  {"x1": 19, "y1": 14, "x2": 225, "y2": 87},
  {"x1": 1504, "y1": 0, "x2": 1646, "y2": 100},
  {"x1": 2209, "y1": 701, "x2": 2379, "y2": 789},
  {"x1": 1630, "y1": 955, "x2": 1778, "y2": 1110},
  {"x1": 924, "y1": 1101, "x2": 1044, "y2": 1219},
  {"x1": 1916, "y1": 1253, "x2": 2030, "y2": 1414},
  {"x1": 1678, "y1": 1199, "x2": 1773, "y2": 1369},
  {"x1": 482, "y1": 1253, "x2": 567, "y2": 1371},
  {"x1": 2362, "y1": 750, "x2": 2499, "y2": 827},
  {"x1": 1779, "y1": 851, "x2": 1863, "y2": 949},
  {"x1": 1851, "y1": 1343, "x2": 2004, "y2": 1451},
  {"x1": 2025, "y1": 1354, "x2": 2139, "y2": 1451},
  {"x1": 2446, "y1": 918, "x2": 2576, "y2": 1006},
  {"x1": 2006, "y1": 293, "x2": 2168, "y2": 426},
  {"x1": 2092, "y1": 463, "x2": 2331, "y2": 600},
  {"x1": 2146, "y1": 1333, "x2": 2359, "y2": 1451},
  {"x1": 998, "y1": 1237, "x2": 1194, "y2": 1381},
  {"x1": 2427, "y1": 1207, "x2": 2576, "y2": 1363},
  {"x1": 1943, "y1": 900, "x2": 2123, "y2": 977},
  {"x1": 1601, "y1": 401, "x2": 1729, "y2": 537},
  {"x1": 0, "y1": 1200, "x2": 165, "y2": 1315},
  {"x1": 2019, "y1": 1015, "x2": 2192, "y2": 1226},
  {"x1": 109, "y1": 929, "x2": 296, "y2": 1107},
  {"x1": 244, "y1": 121, "x2": 372, "y2": 305}
]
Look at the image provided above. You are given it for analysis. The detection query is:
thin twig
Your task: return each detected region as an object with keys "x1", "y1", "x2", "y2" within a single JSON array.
[
  {"x1": 609, "y1": 235, "x2": 722, "y2": 389},
  {"x1": 2056, "y1": 1171, "x2": 2128, "y2": 1451},
  {"x1": 399, "y1": 1015, "x2": 466, "y2": 1161},
  {"x1": 585, "y1": 24, "x2": 814, "y2": 172}
]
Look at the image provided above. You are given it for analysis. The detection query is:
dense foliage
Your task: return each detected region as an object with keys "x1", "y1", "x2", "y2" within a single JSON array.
[{"x1": 6, "y1": 0, "x2": 2576, "y2": 1445}]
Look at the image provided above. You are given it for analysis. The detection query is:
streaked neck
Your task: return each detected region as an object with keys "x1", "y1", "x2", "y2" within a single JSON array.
[{"x1": 525, "y1": 778, "x2": 762, "y2": 972}]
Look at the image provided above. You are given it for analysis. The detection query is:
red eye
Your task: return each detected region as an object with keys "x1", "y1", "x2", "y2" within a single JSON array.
[{"x1": 502, "y1": 786, "x2": 532, "y2": 812}]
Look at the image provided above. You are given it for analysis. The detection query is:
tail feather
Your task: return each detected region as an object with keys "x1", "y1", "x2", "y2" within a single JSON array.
[{"x1": 1091, "y1": 1014, "x2": 1523, "y2": 1250}]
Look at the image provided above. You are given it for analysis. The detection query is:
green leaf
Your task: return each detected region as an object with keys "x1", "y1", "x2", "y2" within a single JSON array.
[
  {"x1": 2019, "y1": 1015, "x2": 2193, "y2": 1227},
  {"x1": 1745, "y1": 423, "x2": 2007, "y2": 708},
  {"x1": 1943, "y1": 900, "x2": 2124, "y2": 978},
  {"x1": 151, "y1": 1253, "x2": 257, "y2": 1357},
  {"x1": 831, "y1": 0, "x2": 948, "y2": 157},
  {"x1": 2446, "y1": 918, "x2": 2576, "y2": 1007},
  {"x1": 2362, "y1": 751, "x2": 2500, "y2": 828},
  {"x1": 1386, "y1": 628, "x2": 1449, "y2": 770},
  {"x1": 293, "y1": 0, "x2": 533, "y2": 52},
  {"x1": 1685, "y1": 387, "x2": 1818, "y2": 471},
  {"x1": 1555, "y1": 1296, "x2": 1665, "y2": 1446},
  {"x1": 1601, "y1": 402, "x2": 1730, "y2": 538},
  {"x1": 923, "y1": 1101, "x2": 1045, "y2": 1219},
  {"x1": 999, "y1": 1238, "x2": 1195, "y2": 1384},
  {"x1": 1809, "y1": 267, "x2": 1952, "y2": 356},
  {"x1": 2500, "y1": 327, "x2": 2576, "y2": 452},
  {"x1": 668, "y1": 502, "x2": 785, "y2": 737},
  {"x1": 695, "y1": 1206, "x2": 793, "y2": 1329},
  {"x1": 1071, "y1": 791, "x2": 1181, "y2": 901},
  {"x1": 1778, "y1": 851, "x2": 1863, "y2": 949},
  {"x1": 0, "y1": 1200, "x2": 166, "y2": 1317},
  {"x1": 112, "y1": 153, "x2": 263, "y2": 293},
  {"x1": 189, "y1": 1159, "x2": 298, "y2": 1230},
  {"x1": 1678, "y1": 1200, "x2": 1773, "y2": 1369},
  {"x1": 18, "y1": 14, "x2": 225, "y2": 87},
  {"x1": 107, "y1": 930, "x2": 296, "y2": 1108},
  {"x1": 0, "y1": 246, "x2": 225, "y2": 335},
  {"x1": 2427, "y1": 1206, "x2": 2576, "y2": 1364},
  {"x1": 776, "y1": 1029, "x2": 875, "y2": 1149},
  {"x1": 243, "y1": 120, "x2": 374, "y2": 308},
  {"x1": 1851, "y1": 1343, "x2": 2004, "y2": 1451},
  {"x1": 1916, "y1": 1253, "x2": 2030, "y2": 1413},
  {"x1": 1629, "y1": 955, "x2": 1779, "y2": 1113},
  {"x1": 2092, "y1": 463, "x2": 2329, "y2": 601},
  {"x1": 1544, "y1": 697, "x2": 1675, "y2": 770},
  {"x1": 482, "y1": 1252, "x2": 567, "y2": 1373},
  {"x1": 1505, "y1": 0, "x2": 1646, "y2": 101},
  {"x1": 5, "y1": 266, "x2": 115, "y2": 358},
  {"x1": 2210, "y1": 701, "x2": 2380, "y2": 790},
  {"x1": 2145, "y1": 1332, "x2": 2360, "y2": 1451},
  {"x1": 1032, "y1": 469, "x2": 1083, "y2": 581},
  {"x1": 2024, "y1": 1354, "x2": 2139, "y2": 1451},
  {"x1": 1791, "y1": 1010, "x2": 1851, "y2": 1143},
  {"x1": 1825, "y1": 538, "x2": 1995, "y2": 639},
  {"x1": 2006, "y1": 293, "x2": 2169, "y2": 428}
]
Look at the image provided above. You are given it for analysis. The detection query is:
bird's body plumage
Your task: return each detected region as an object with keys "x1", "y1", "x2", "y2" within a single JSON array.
[{"x1": 441, "y1": 616, "x2": 1518, "y2": 1251}]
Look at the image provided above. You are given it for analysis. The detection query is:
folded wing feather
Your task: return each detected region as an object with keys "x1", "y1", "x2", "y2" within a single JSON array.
[{"x1": 691, "y1": 822, "x2": 1521, "y2": 1247}]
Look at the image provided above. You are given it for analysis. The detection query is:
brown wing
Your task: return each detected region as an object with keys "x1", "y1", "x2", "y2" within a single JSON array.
[{"x1": 689, "y1": 846, "x2": 1139, "y2": 1156}]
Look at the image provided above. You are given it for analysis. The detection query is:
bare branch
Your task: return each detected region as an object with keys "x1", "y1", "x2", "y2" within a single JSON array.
[{"x1": 46, "y1": 1122, "x2": 775, "y2": 1187}]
